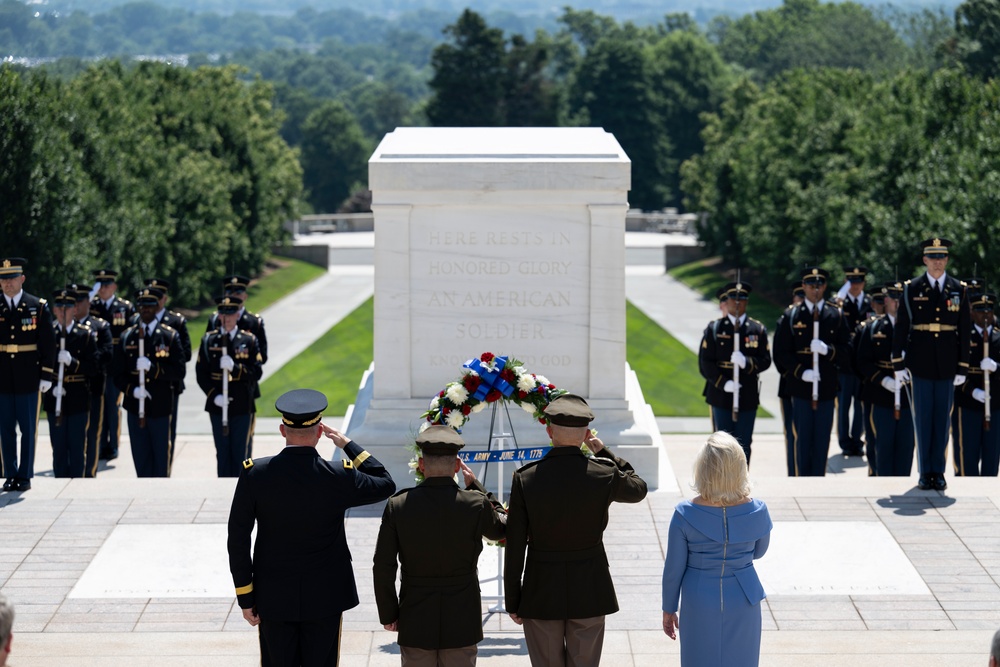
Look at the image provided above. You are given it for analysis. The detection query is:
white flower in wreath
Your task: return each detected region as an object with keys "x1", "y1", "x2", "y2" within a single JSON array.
[
  {"x1": 517, "y1": 373, "x2": 536, "y2": 393},
  {"x1": 471, "y1": 403, "x2": 487, "y2": 414},
  {"x1": 521, "y1": 402, "x2": 537, "y2": 415},
  {"x1": 429, "y1": 396, "x2": 441, "y2": 411},
  {"x1": 446, "y1": 411, "x2": 465, "y2": 429},
  {"x1": 418, "y1": 422, "x2": 432, "y2": 433},
  {"x1": 535, "y1": 375, "x2": 551, "y2": 386},
  {"x1": 445, "y1": 383, "x2": 469, "y2": 405}
]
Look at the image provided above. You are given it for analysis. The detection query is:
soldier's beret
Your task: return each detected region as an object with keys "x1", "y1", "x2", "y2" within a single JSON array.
[
  {"x1": 223, "y1": 275, "x2": 251, "y2": 293},
  {"x1": 51, "y1": 288, "x2": 76, "y2": 307},
  {"x1": 544, "y1": 393, "x2": 595, "y2": 427},
  {"x1": 144, "y1": 278, "x2": 171, "y2": 293},
  {"x1": 971, "y1": 292, "x2": 996, "y2": 311},
  {"x1": 920, "y1": 237, "x2": 951, "y2": 258},
  {"x1": 416, "y1": 425, "x2": 465, "y2": 455},
  {"x1": 215, "y1": 295, "x2": 241, "y2": 315},
  {"x1": 800, "y1": 266, "x2": 830, "y2": 284},
  {"x1": 135, "y1": 287, "x2": 164, "y2": 306},
  {"x1": 843, "y1": 266, "x2": 869, "y2": 282},
  {"x1": 92, "y1": 268, "x2": 118, "y2": 283},
  {"x1": 0, "y1": 257, "x2": 26, "y2": 278},
  {"x1": 275, "y1": 388, "x2": 327, "y2": 428}
]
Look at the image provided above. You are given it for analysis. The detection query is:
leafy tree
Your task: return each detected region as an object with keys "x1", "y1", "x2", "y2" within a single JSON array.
[
  {"x1": 299, "y1": 100, "x2": 371, "y2": 213},
  {"x1": 954, "y1": 0, "x2": 1000, "y2": 79}
]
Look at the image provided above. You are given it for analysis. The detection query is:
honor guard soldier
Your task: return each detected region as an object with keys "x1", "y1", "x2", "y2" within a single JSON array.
[
  {"x1": 856, "y1": 282, "x2": 915, "y2": 476},
  {"x1": 196, "y1": 295, "x2": 263, "y2": 477},
  {"x1": 69, "y1": 284, "x2": 113, "y2": 478},
  {"x1": 228, "y1": 389, "x2": 395, "y2": 667},
  {"x1": 953, "y1": 292, "x2": 1000, "y2": 476},
  {"x1": 837, "y1": 267, "x2": 874, "y2": 456},
  {"x1": 46, "y1": 290, "x2": 100, "y2": 478},
  {"x1": 90, "y1": 269, "x2": 134, "y2": 461},
  {"x1": 698, "y1": 281, "x2": 772, "y2": 465},
  {"x1": 893, "y1": 237, "x2": 970, "y2": 490},
  {"x1": 0, "y1": 258, "x2": 56, "y2": 493},
  {"x1": 856, "y1": 287, "x2": 887, "y2": 470},
  {"x1": 373, "y1": 425, "x2": 506, "y2": 666},
  {"x1": 113, "y1": 287, "x2": 186, "y2": 477},
  {"x1": 142, "y1": 279, "x2": 192, "y2": 454},
  {"x1": 773, "y1": 267, "x2": 851, "y2": 476},
  {"x1": 504, "y1": 394, "x2": 648, "y2": 667},
  {"x1": 774, "y1": 282, "x2": 806, "y2": 475},
  {"x1": 207, "y1": 275, "x2": 268, "y2": 365}
]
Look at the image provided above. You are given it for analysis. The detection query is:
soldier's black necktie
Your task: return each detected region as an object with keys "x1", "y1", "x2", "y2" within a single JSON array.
[{"x1": 933, "y1": 281, "x2": 942, "y2": 299}]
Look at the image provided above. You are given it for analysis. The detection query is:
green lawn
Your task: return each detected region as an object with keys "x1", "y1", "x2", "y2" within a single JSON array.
[
  {"x1": 258, "y1": 297, "x2": 715, "y2": 418},
  {"x1": 668, "y1": 258, "x2": 787, "y2": 332}
]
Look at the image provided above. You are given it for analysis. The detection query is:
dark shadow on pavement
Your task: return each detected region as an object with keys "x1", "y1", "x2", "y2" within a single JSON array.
[{"x1": 876, "y1": 488, "x2": 957, "y2": 515}]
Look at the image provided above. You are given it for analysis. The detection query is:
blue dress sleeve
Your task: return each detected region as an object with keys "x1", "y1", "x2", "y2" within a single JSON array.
[
  {"x1": 661, "y1": 509, "x2": 689, "y2": 613},
  {"x1": 753, "y1": 532, "x2": 770, "y2": 559}
]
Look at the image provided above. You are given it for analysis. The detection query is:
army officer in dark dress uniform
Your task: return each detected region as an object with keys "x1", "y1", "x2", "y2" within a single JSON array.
[
  {"x1": 373, "y1": 425, "x2": 506, "y2": 666},
  {"x1": 952, "y1": 291, "x2": 1000, "y2": 476},
  {"x1": 504, "y1": 394, "x2": 648, "y2": 667},
  {"x1": 228, "y1": 389, "x2": 396, "y2": 667}
]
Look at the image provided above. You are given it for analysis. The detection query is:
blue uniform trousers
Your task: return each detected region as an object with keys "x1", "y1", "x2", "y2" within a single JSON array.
[
  {"x1": 711, "y1": 406, "x2": 757, "y2": 466},
  {"x1": 0, "y1": 391, "x2": 41, "y2": 481},
  {"x1": 85, "y1": 388, "x2": 104, "y2": 478},
  {"x1": 870, "y1": 405, "x2": 915, "y2": 476},
  {"x1": 48, "y1": 410, "x2": 89, "y2": 478},
  {"x1": 127, "y1": 413, "x2": 172, "y2": 478},
  {"x1": 910, "y1": 377, "x2": 954, "y2": 476},
  {"x1": 791, "y1": 397, "x2": 835, "y2": 476},
  {"x1": 781, "y1": 397, "x2": 794, "y2": 476},
  {"x1": 837, "y1": 373, "x2": 864, "y2": 451},
  {"x1": 953, "y1": 407, "x2": 1000, "y2": 477},
  {"x1": 862, "y1": 401, "x2": 877, "y2": 474},
  {"x1": 100, "y1": 382, "x2": 122, "y2": 458},
  {"x1": 209, "y1": 413, "x2": 253, "y2": 477},
  {"x1": 170, "y1": 391, "x2": 180, "y2": 451}
]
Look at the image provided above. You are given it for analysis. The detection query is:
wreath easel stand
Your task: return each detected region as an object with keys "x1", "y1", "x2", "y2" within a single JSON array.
[{"x1": 479, "y1": 399, "x2": 519, "y2": 613}]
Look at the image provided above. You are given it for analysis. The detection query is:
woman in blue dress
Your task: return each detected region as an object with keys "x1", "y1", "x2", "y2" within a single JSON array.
[{"x1": 661, "y1": 431, "x2": 772, "y2": 667}]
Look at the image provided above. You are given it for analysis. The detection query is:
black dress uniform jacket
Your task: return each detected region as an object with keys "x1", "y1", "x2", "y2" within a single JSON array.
[
  {"x1": 228, "y1": 441, "x2": 396, "y2": 620},
  {"x1": 112, "y1": 322, "x2": 186, "y2": 418},
  {"x1": 893, "y1": 274, "x2": 971, "y2": 379},
  {"x1": 955, "y1": 325, "x2": 1000, "y2": 413},
  {"x1": 504, "y1": 446, "x2": 648, "y2": 620},
  {"x1": 78, "y1": 314, "x2": 113, "y2": 394},
  {"x1": 90, "y1": 295, "x2": 134, "y2": 346},
  {"x1": 856, "y1": 316, "x2": 911, "y2": 410},
  {"x1": 195, "y1": 329, "x2": 263, "y2": 416},
  {"x1": 373, "y1": 477, "x2": 506, "y2": 649},
  {"x1": 772, "y1": 300, "x2": 851, "y2": 401},
  {"x1": 207, "y1": 310, "x2": 268, "y2": 364},
  {"x1": 43, "y1": 323, "x2": 100, "y2": 416},
  {"x1": 841, "y1": 294, "x2": 875, "y2": 333},
  {"x1": 0, "y1": 292, "x2": 56, "y2": 393},
  {"x1": 698, "y1": 316, "x2": 772, "y2": 411}
]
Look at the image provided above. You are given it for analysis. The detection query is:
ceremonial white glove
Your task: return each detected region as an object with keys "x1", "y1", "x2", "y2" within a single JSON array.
[
  {"x1": 809, "y1": 339, "x2": 829, "y2": 355},
  {"x1": 219, "y1": 354, "x2": 235, "y2": 371},
  {"x1": 213, "y1": 394, "x2": 226, "y2": 407},
  {"x1": 802, "y1": 369, "x2": 820, "y2": 383},
  {"x1": 894, "y1": 369, "x2": 910, "y2": 384},
  {"x1": 57, "y1": 350, "x2": 73, "y2": 366},
  {"x1": 133, "y1": 387, "x2": 151, "y2": 400},
  {"x1": 724, "y1": 380, "x2": 736, "y2": 393},
  {"x1": 730, "y1": 350, "x2": 747, "y2": 369},
  {"x1": 39, "y1": 379, "x2": 53, "y2": 393},
  {"x1": 880, "y1": 376, "x2": 897, "y2": 392},
  {"x1": 981, "y1": 357, "x2": 998, "y2": 373},
  {"x1": 954, "y1": 374, "x2": 966, "y2": 387},
  {"x1": 52, "y1": 386, "x2": 67, "y2": 398},
  {"x1": 973, "y1": 388, "x2": 987, "y2": 404},
  {"x1": 135, "y1": 357, "x2": 152, "y2": 372}
]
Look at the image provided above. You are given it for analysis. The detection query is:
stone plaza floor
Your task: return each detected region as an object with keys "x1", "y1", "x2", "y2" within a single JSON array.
[{"x1": 2, "y1": 425, "x2": 999, "y2": 666}]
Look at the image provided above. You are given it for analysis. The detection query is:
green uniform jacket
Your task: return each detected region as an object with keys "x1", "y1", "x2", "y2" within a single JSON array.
[
  {"x1": 503, "y1": 446, "x2": 648, "y2": 620},
  {"x1": 372, "y1": 477, "x2": 506, "y2": 649}
]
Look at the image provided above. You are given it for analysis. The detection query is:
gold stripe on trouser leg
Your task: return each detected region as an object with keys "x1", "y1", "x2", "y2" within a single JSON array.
[
  {"x1": 955, "y1": 406, "x2": 963, "y2": 476},
  {"x1": 115, "y1": 391, "x2": 123, "y2": 443},
  {"x1": 791, "y1": 418, "x2": 799, "y2": 476},
  {"x1": 336, "y1": 614, "x2": 342, "y2": 666},
  {"x1": 166, "y1": 413, "x2": 174, "y2": 477},
  {"x1": 243, "y1": 416, "x2": 253, "y2": 461},
  {"x1": 90, "y1": 392, "x2": 105, "y2": 477},
  {"x1": 33, "y1": 388, "x2": 42, "y2": 463},
  {"x1": 868, "y1": 406, "x2": 878, "y2": 475}
]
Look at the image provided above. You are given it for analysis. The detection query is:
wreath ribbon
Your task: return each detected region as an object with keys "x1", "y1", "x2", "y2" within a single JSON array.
[{"x1": 463, "y1": 355, "x2": 515, "y2": 400}]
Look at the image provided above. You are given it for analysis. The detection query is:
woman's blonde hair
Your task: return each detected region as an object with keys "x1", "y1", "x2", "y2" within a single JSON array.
[{"x1": 692, "y1": 431, "x2": 751, "y2": 505}]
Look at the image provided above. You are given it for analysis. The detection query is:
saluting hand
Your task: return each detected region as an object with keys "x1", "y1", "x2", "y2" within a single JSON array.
[
  {"x1": 322, "y1": 424, "x2": 350, "y2": 449},
  {"x1": 459, "y1": 460, "x2": 476, "y2": 487},
  {"x1": 584, "y1": 429, "x2": 604, "y2": 454}
]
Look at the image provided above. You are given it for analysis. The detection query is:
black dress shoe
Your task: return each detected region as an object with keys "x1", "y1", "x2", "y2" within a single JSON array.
[
  {"x1": 2, "y1": 479, "x2": 14, "y2": 492},
  {"x1": 918, "y1": 475, "x2": 933, "y2": 490},
  {"x1": 932, "y1": 474, "x2": 947, "y2": 491},
  {"x1": 14, "y1": 479, "x2": 30, "y2": 492}
]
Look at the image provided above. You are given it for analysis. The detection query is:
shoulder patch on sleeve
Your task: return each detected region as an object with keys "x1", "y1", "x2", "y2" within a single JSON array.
[
  {"x1": 343, "y1": 459, "x2": 354, "y2": 469},
  {"x1": 243, "y1": 458, "x2": 254, "y2": 470}
]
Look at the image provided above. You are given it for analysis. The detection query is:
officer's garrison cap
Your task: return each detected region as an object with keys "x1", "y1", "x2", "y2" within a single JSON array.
[
  {"x1": 215, "y1": 295, "x2": 241, "y2": 314},
  {"x1": 275, "y1": 388, "x2": 327, "y2": 428},
  {"x1": 921, "y1": 237, "x2": 952, "y2": 258},
  {"x1": 144, "y1": 278, "x2": 171, "y2": 293},
  {"x1": 544, "y1": 394, "x2": 595, "y2": 427},
  {"x1": 0, "y1": 257, "x2": 26, "y2": 278},
  {"x1": 223, "y1": 275, "x2": 251, "y2": 293},
  {"x1": 800, "y1": 266, "x2": 830, "y2": 285},
  {"x1": 881, "y1": 281, "x2": 904, "y2": 299},
  {"x1": 51, "y1": 288, "x2": 76, "y2": 307},
  {"x1": 65, "y1": 283, "x2": 91, "y2": 302},
  {"x1": 135, "y1": 287, "x2": 164, "y2": 306},
  {"x1": 416, "y1": 425, "x2": 465, "y2": 455},
  {"x1": 92, "y1": 268, "x2": 118, "y2": 283},
  {"x1": 720, "y1": 281, "x2": 752, "y2": 300},
  {"x1": 971, "y1": 292, "x2": 996, "y2": 311},
  {"x1": 843, "y1": 266, "x2": 869, "y2": 283}
]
